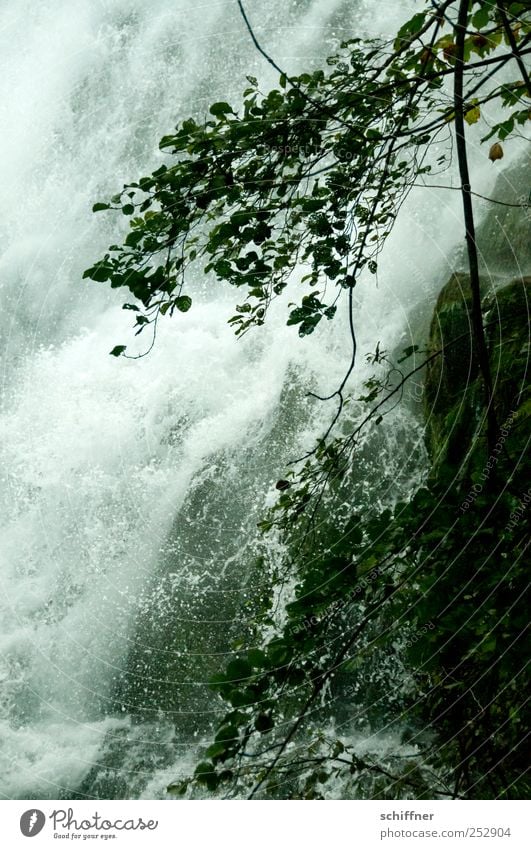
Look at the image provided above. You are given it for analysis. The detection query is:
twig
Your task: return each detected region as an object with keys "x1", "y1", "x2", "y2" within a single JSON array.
[
  {"x1": 413, "y1": 182, "x2": 529, "y2": 207},
  {"x1": 237, "y1": 0, "x2": 358, "y2": 133}
]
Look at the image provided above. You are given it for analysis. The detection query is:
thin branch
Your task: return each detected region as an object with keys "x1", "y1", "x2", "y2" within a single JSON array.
[
  {"x1": 464, "y1": 33, "x2": 531, "y2": 101},
  {"x1": 237, "y1": 0, "x2": 359, "y2": 133},
  {"x1": 454, "y1": 0, "x2": 498, "y2": 453},
  {"x1": 247, "y1": 591, "x2": 388, "y2": 798},
  {"x1": 359, "y1": 46, "x2": 531, "y2": 100},
  {"x1": 497, "y1": 0, "x2": 531, "y2": 95},
  {"x1": 413, "y1": 182, "x2": 529, "y2": 207}
]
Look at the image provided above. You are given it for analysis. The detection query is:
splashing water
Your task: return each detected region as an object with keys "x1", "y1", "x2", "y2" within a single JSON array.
[{"x1": 0, "y1": 0, "x2": 513, "y2": 799}]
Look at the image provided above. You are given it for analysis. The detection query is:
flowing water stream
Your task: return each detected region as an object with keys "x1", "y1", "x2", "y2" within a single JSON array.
[{"x1": 0, "y1": 0, "x2": 513, "y2": 800}]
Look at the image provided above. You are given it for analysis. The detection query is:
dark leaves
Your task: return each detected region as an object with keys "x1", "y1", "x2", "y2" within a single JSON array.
[{"x1": 175, "y1": 295, "x2": 192, "y2": 312}]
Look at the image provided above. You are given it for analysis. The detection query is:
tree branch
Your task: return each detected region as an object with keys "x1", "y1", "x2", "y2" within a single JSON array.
[
  {"x1": 454, "y1": 0, "x2": 498, "y2": 454},
  {"x1": 496, "y1": 0, "x2": 531, "y2": 96},
  {"x1": 413, "y1": 182, "x2": 529, "y2": 207},
  {"x1": 237, "y1": 0, "x2": 359, "y2": 133}
]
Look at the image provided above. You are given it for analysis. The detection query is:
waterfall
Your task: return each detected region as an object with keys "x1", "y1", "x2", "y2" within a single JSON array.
[{"x1": 0, "y1": 0, "x2": 512, "y2": 800}]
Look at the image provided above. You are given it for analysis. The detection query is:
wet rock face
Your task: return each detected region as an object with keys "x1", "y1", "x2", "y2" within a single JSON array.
[
  {"x1": 476, "y1": 155, "x2": 531, "y2": 277},
  {"x1": 424, "y1": 273, "x2": 479, "y2": 467},
  {"x1": 424, "y1": 152, "x2": 530, "y2": 468},
  {"x1": 483, "y1": 278, "x2": 531, "y2": 419},
  {"x1": 424, "y1": 274, "x2": 530, "y2": 468}
]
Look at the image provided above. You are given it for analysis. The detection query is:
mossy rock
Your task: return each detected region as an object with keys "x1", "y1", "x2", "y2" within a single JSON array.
[
  {"x1": 424, "y1": 273, "x2": 479, "y2": 467},
  {"x1": 476, "y1": 155, "x2": 531, "y2": 277},
  {"x1": 424, "y1": 274, "x2": 530, "y2": 470}
]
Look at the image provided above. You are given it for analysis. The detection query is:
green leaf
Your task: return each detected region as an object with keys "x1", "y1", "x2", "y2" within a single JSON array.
[
  {"x1": 397, "y1": 344, "x2": 419, "y2": 363},
  {"x1": 215, "y1": 724, "x2": 239, "y2": 744},
  {"x1": 255, "y1": 713, "x2": 274, "y2": 732},
  {"x1": 497, "y1": 117, "x2": 515, "y2": 141},
  {"x1": 248, "y1": 648, "x2": 268, "y2": 668},
  {"x1": 167, "y1": 780, "x2": 189, "y2": 796},
  {"x1": 194, "y1": 761, "x2": 219, "y2": 791},
  {"x1": 205, "y1": 742, "x2": 227, "y2": 759},
  {"x1": 394, "y1": 11, "x2": 427, "y2": 49},
  {"x1": 472, "y1": 6, "x2": 491, "y2": 29},
  {"x1": 125, "y1": 230, "x2": 143, "y2": 248},
  {"x1": 464, "y1": 102, "x2": 481, "y2": 126},
  {"x1": 109, "y1": 345, "x2": 127, "y2": 357},
  {"x1": 175, "y1": 295, "x2": 192, "y2": 312},
  {"x1": 92, "y1": 202, "x2": 110, "y2": 212},
  {"x1": 226, "y1": 659, "x2": 252, "y2": 681},
  {"x1": 83, "y1": 262, "x2": 113, "y2": 283},
  {"x1": 210, "y1": 102, "x2": 233, "y2": 117},
  {"x1": 209, "y1": 672, "x2": 229, "y2": 693}
]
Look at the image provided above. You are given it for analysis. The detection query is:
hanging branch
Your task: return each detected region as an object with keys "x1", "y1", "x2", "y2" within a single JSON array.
[{"x1": 453, "y1": 0, "x2": 498, "y2": 454}]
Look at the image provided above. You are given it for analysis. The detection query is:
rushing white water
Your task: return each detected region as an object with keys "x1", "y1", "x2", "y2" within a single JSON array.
[{"x1": 0, "y1": 0, "x2": 518, "y2": 800}]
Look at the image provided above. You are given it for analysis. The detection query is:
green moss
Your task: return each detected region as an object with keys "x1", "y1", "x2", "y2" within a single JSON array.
[{"x1": 424, "y1": 274, "x2": 530, "y2": 470}]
